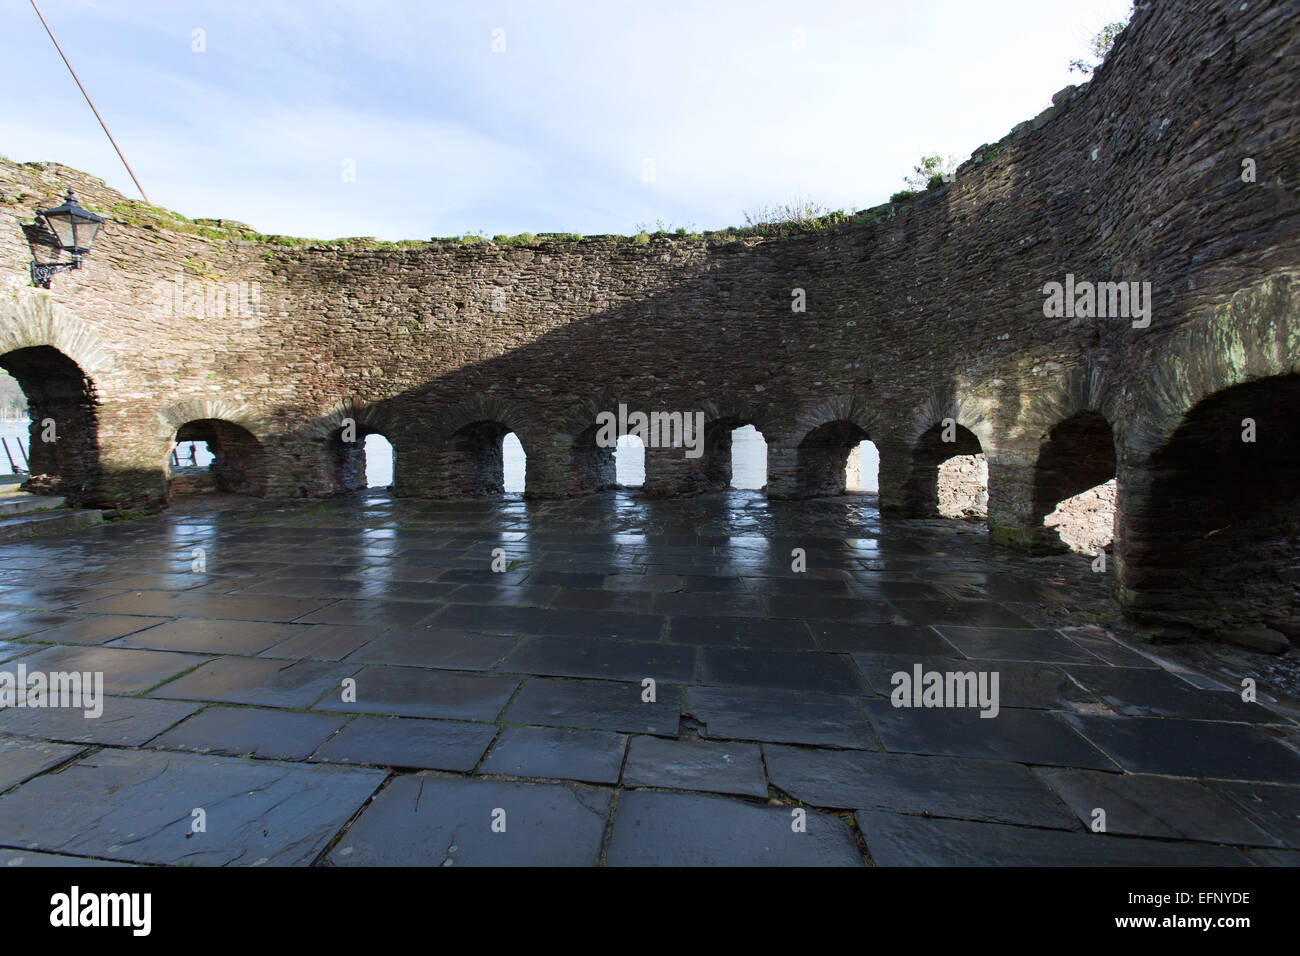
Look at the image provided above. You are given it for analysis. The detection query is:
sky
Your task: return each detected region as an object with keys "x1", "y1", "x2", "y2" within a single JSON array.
[{"x1": 0, "y1": 0, "x2": 1133, "y2": 241}]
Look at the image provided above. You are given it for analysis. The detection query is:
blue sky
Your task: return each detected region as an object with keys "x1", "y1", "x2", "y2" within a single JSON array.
[{"x1": 0, "y1": 0, "x2": 1132, "y2": 241}]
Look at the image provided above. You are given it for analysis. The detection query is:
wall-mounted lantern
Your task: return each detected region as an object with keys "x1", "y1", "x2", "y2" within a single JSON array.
[{"x1": 31, "y1": 188, "x2": 104, "y2": 288}]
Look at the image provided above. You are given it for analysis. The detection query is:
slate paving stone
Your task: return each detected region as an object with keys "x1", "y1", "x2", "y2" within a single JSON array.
[
  {"x1": 933, "y1": 625, "x2": 1104, "y2": 664},
  {"x1": 148, "y1": 657, "x2": 359, "y2": 709},
  {"x1": 1212, "y1": 782, "x2": 1300, "y2": 848},
  {"x1": 316, "y1": 666, "x2": 519, "y2": 721},
  {"x1": 701, "y1": 648, "x2": 867, "y2": 694},
  {"x1": 622, "y1": 736, "x2": 767, "y2": 797},
  {"x1": 99, "y1": 573, "x2": 221, "y2": 591},
  {"x1": 854, "y1": 811, "x2": 1251, "y2": 866},
  {"x1": 311, "y1": 715, "x2": 497, "y2": 771},
  {"x1": 479, "y1": 726, "x2": 627, "y2": 783},
  {"x1": 676, "y1": 575, "x2": 754, "y2": 594},
  {"x1": 765, "y1": 744, "x2": 1077, "y2": 828},
  {"x1": 1034, "y1": 768, "x2": 1284, "y2": 847},
  {"x1": 295, "y1": 599, "x2": 442, "y2": 628},
  {"x1": 83, "y1": 590, "x2": 330, "y2": 623},
  {"x1": 862, "y1": 700, "x2": 1116, "y2": 769},
  {"x1": 523, "y1": 571, "x2": 608, "y2": 588},
  {"x1": 232, "y1": 576, "x2": 375, "y2": 600},
  {"x1": 326, "y1": 774, "x2": 611, "y2": 866},
  {"x1": 1168, "y1": 668, "x2": 1234, "y2": 691},
  {"x1": 1056, "y1": 627, "x2": 1159, "y2": 667},
  {"x1": 685, "y1": 685, "x2": 876, "y2": 749},
  {"x1": 1063, "y1": 714, "x2": 1300, "y2": 783},
  {"x1": 435, "y1": 568, "x2": 530, "y2": 586},
  {"x1": 0, "y1": 748, "x2": 384, "y2": 866},
  {"x1": 809, "y1": 623, "x2": 958, "y2": 655},
  {"x1": 433, "y1": 604, "x2": 666, "y2": 642},
  {"x1": 652, "y1": 592, "x2": 766, "y2": 618},
  {"x1": 0, "y1": 695, "x2": 200, "y2": 746},
  {"x1": 667, "y1": 616, "x2": 815, "y2": 650},
  {"x1": 892, "y1": 602, "x2": 1035, "y2": 629},
  {"x1": 109, "y1": 619, "x2": 310, "y2": 655},
  {"x1": 606, "y1": 790, "x2": 863, "y2": 866},
  {"x1": 0, "y1": 849, "x2": 130, "y2": 867},
  {"x1": 603, "y1": 574, "x2": 689, "y2": 593},
  {"x1": 500, "y1": 635, "x2": 696, "y2": 682},
  {"x1": 1063, "y1": 664, "x2": 1270, "y2": 722},
  {"x1": 927, "y1": 575, "x2": 1075, "y2": 605},
  {"x1": 505, "y1": 677, "x2": 680, "y2": 735},
  {"x1": 766, "y1": 595, "x2": 897, "y2": 623},
  {"x1": 260, "y1": 624, "x2": 386, "y2": 661},
  {"x1": 344, "y1": 628, "x2": 516, "y2": 670},
  {"x1": 340, "y1": 565, "x2": 441, "y2": 584},
  {"x1": 16, "y1": 614, "x2": 168, "y2": 646},
  {"x1": 0, "y1": 736, "x2": 86, "y2": 791},
  {"x1": 15, "y1": 644, "x2": 205, "y2": 696},
  {"x1": 852, "y1": 653, "x2": 1103, "y2": 710},
  {"x1": 0, "y1": 587, "x2": 129, "y2": 610},
  {"x1": 761, "y1": 577, "x2": 854, "y2": 596},
  {"x1": 1247, "y1": 849, "x2": 1300, "y2": 866},
  {"x1": 548, "y1": 588, "x2": 656, "y2": 614},
  {"x1": 149, "y1": 706, "x2": 348, "y2": 760},
  {"x1": 0, "y1": 612, "x2": 84, "y2": 640},
  {"x1": 0, "y1": 641, "x2": 27, "y2": 662},
  {"x1": 441, "y1": 584, "x2": 557, "y2": 607},
  {"x1": 852, "y1": 581, "x2": 952, "y2": 602}
]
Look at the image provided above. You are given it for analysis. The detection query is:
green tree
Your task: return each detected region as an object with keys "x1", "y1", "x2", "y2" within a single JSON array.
[
  {"x1": 1070, "y1": 4, "x2": 1134, "y2": 76},
  {"x1": 904, "y1": 154, "x2": 957, "y2": 192}
]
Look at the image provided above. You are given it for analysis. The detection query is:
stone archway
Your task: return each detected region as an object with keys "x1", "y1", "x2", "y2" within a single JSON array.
[
  {"x1": 901, "y1": 420, "x2": 986, "y2": 518},
  {"x1": 156, "y1": 400, "x2": 269, "y2": 499},
  {"x1": 0, "y1": 345, "x2": 100, "y2": 500},
  {"x1": 1122, "y1": 373, "x2": 1300, "y2": 629},
  {"x1": 306, "y1": 397, "x2": 401, "y2": 494},
  {"x1": 0, "y1": 296, "x2": 115, "y2": 504},
  {"x1": 1032, "y1": 411, "x2": 1117, "y2": 553},
  {"x1": 1116, "y1": 277, "x2": 1300, "y2": 626},
  {"x1": 786, "y1": 396, "x2": 879, "y2": 499},
  {"x1": 426, "y1": 394, "x2": 535, "y2": 498}
]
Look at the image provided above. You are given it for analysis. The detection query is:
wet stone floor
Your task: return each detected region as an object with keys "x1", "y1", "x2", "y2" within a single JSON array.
[{"x1": 0, "y1": 489, "x2": 1296, "y2": 866}]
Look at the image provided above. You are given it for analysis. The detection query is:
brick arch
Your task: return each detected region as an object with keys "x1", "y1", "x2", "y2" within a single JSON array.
[
  {"x1": 693, "y1": 396, "x2": 773, "y2": 494},
  {"x1": 1114, "y1": 277, "x2": 1300, "y2": 625},
  {"x1": 789, "y1": 395, "x2": 880, "y2": 498},
  {"x1": 1119, "y1": 371, "x2": 1300, "y2": 628},
  {"x1": 1014, "y1": 362, "x2": 1119, "y2": 447},
  {"x1": 156, "y1": 404, "x2": 269, "y2": 498},
  {"x1": 430, "y1": 393, "x2": 538, "y2": 450},
  {"x1": 1125, "y1": 276, "x2": 1299, "y2": 459},
  {"x1": 0, "y1": 294, "x2": 116, "y2": 382},
  {"x1": 1011, "y1": 364, "x2": 1120, "y2": 548},
  {"x1": 302, "y1": 396, "x2": 400, "y2": 443},
  {"x1": 424, "y1": 393, "x2": 536, "y2": 497},
  {"x1": 697, "y1": 396, "x2": 775, "y2": 436},
  {"x1": 900, "y1": 386, "x2": 989, "y2": 519},
  {"x1": 553, "y1": 395, "x2": 642, "y2": 496},
  {"x1": 302, "y1": 397, "x2": 403, "y2": 494},
  {"x1": 154, "y1": 399, "x2": 265, "y2": 445},
  {"x1": 903, "y1": 384, "x2": 993, "y2": 454}
]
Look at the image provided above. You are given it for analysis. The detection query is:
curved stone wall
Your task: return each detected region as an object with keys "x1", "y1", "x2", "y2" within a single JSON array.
[{"x1": 0, "y1": 0, "x2": 1296, "y2": 627}]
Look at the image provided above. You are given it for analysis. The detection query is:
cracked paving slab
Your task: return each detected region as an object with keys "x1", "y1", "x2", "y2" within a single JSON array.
[
  {"x1": 0, "y1": 748, "x2": 385, "y2": 866},
  {"x1": 325, "y1": 774, "x2": 612, "y2": 866}
]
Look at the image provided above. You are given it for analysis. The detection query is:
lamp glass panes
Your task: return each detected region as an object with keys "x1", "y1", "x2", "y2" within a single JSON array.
[{"x1": 41, "y1": 189, "x2": 103, "y2": 255}]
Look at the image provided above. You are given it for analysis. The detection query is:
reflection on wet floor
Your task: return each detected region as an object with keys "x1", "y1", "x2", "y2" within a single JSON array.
[{"x1": 0, "y1": 488, "x2": 1295, "y2": 866}]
